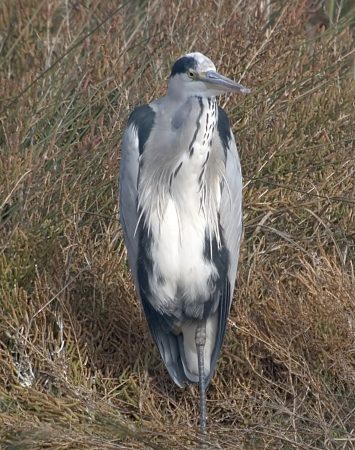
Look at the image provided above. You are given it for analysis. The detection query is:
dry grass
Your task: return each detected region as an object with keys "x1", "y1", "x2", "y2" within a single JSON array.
[{"x1": 0, "y1": 0, "x2": 354, "y2": 448}]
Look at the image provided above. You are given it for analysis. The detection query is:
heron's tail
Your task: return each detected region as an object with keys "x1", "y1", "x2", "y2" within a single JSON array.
[{"x1": 140, "y1": 276, "x2": 231, "y2": 387}]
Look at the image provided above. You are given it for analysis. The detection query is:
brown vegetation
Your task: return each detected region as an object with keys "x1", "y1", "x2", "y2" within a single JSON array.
[{"x1": 0, "y1": 0, "x2": 354, "y2": 448}]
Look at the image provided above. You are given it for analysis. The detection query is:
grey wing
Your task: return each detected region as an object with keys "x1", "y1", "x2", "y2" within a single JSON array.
[
  {"x1": 119, "y1": 104, "x2": 156, "y2": 286},
  {"x1": 119, "y1": 119, "x2": 139, "y2": 285},
  {"x1": 220, "y1": 137, "x2": 243, "y2": 288},
  {"x1": 119, "y1": 104, "x2": 189, "y2": 386},
  {"x1": 207, "y1": 108, "x2": 243, "y2": 383},
  {"x1": 219, "y1": 107, "x2": 243, "y2": 291}
]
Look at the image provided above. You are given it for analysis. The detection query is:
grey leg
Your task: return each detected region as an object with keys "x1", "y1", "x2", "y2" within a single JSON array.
[{"x1": 195, "y1": 320, "x2": 207, "y2": 432}]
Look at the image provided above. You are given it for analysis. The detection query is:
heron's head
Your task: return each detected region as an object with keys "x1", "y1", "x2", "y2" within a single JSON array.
[{"x1": 167, "y1": 52, "x2": 250, "y2": 99}]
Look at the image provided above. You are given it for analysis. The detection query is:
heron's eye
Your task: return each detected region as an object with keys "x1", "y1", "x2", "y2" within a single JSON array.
[{"x1": 187, "y1": 70, "x2": 195, "y2": 79}]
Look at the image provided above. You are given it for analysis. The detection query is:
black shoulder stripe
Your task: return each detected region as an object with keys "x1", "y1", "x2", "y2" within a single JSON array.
[
  {"x1": 217, "y1": 107, "x2": 232, "y2": 158},
  {"x1": 128, "y1": 104, "x2": 155, "y2": 155}
]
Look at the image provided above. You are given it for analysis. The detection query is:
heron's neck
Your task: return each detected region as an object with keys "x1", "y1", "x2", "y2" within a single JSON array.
[
  {"x1": 186, "y1": 96, "x2": 217, "y2": 159},
  {"x1": 138, "y1": 95, "x2": 222, "y2": 245}
]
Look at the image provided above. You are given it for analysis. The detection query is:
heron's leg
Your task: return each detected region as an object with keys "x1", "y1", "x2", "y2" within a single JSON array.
[{"x1": 195, "y1": 320, "x2": 207, "y2": 433}]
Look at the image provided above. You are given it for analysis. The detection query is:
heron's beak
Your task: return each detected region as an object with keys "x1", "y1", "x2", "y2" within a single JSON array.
[{"x1": 200, "y1": 70, "x2": 250, "y2": 94}]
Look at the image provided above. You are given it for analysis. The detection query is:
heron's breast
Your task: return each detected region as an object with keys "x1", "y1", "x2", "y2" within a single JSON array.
[{"x1": 147, "y1": 197, "x2": 218, "y2": 317}]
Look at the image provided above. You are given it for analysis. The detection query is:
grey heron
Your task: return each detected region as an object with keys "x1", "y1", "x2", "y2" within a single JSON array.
[{"x1": 119, "y1": 52, "x2": 249, "y2": 431}]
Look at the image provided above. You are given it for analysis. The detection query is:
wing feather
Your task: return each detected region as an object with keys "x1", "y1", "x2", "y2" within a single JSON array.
[
  {"x1": 119, "y1": 105, "x2": 155, "y2": 284},
  {"x1": 119, "y1": 104, "x2": 189, "y2": 386},
  {"x1": 206, "y1": 108, "x2": 243, "y2": 381},
  {"x1": 218, "y1": 107, "x2": 243, "y2": 288}
]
